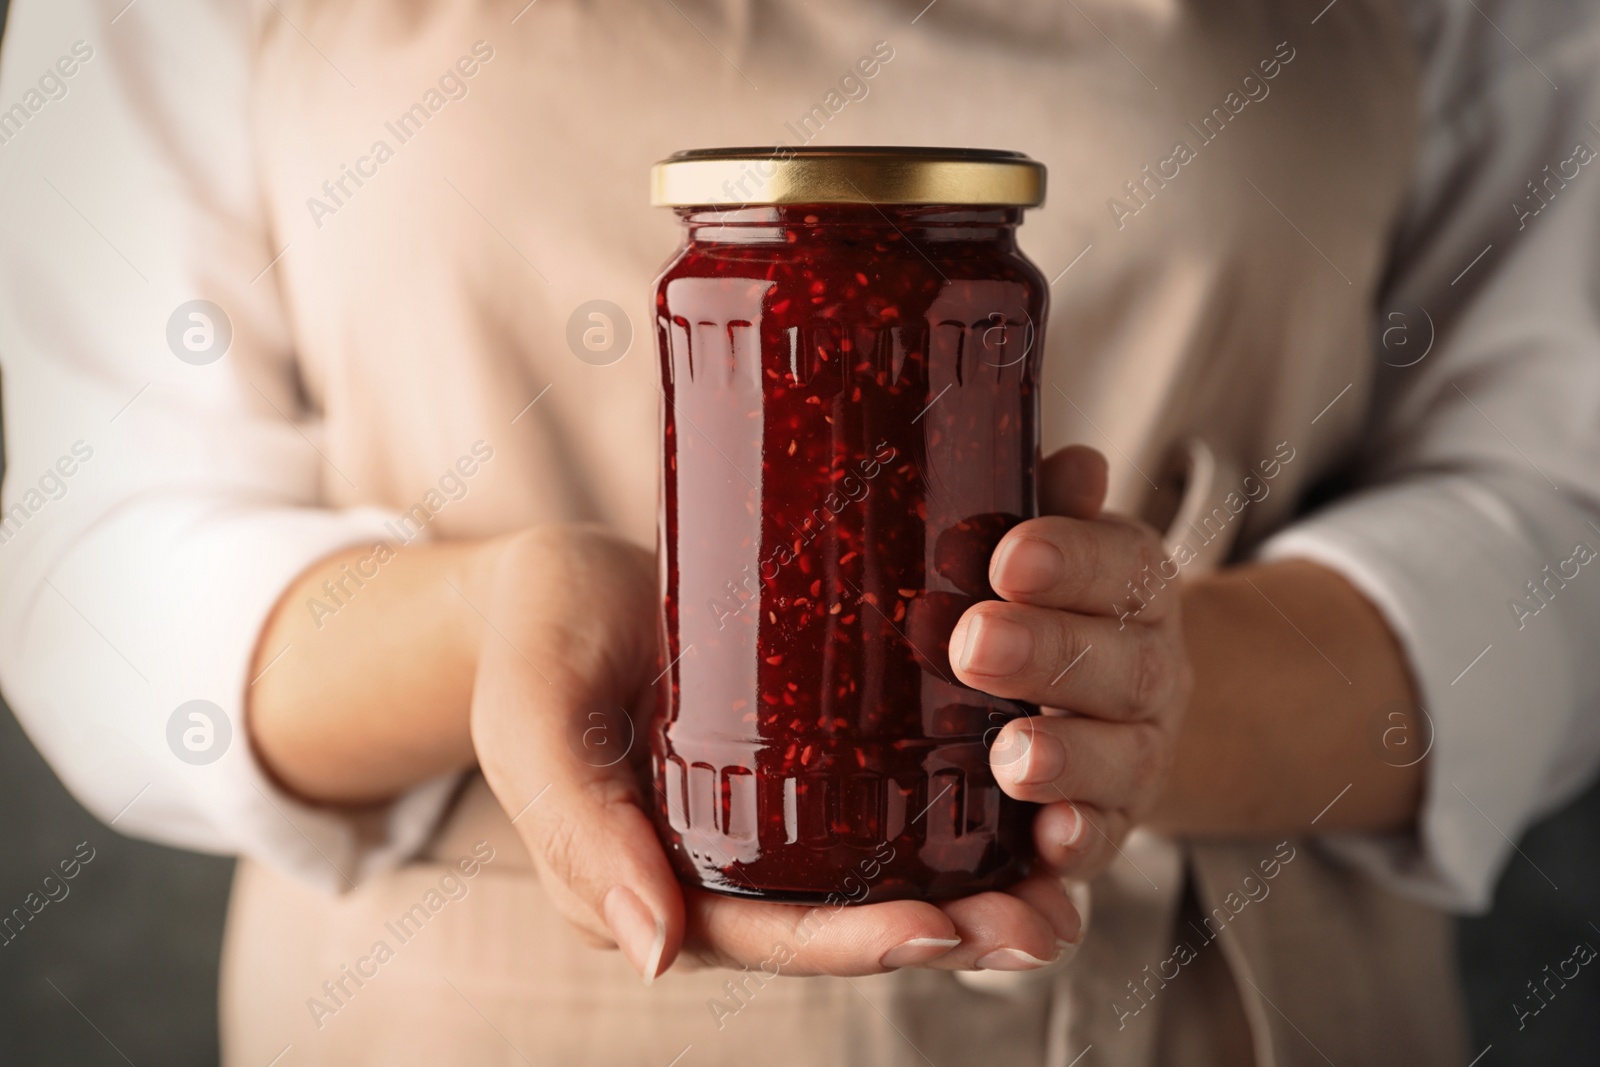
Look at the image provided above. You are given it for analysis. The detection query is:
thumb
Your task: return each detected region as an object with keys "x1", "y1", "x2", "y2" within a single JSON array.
[
  {"x1": 471, "y1": 527, "x2": 684, "y2": 984},
  {"x1": 1040, "y1": 445, "x2": 1109, "y2": 520}
]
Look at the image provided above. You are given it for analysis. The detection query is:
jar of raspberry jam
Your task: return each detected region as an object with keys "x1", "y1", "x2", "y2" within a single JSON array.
[{"x1": 649, "y1": 147, "x2": 1048, "y2": 903}]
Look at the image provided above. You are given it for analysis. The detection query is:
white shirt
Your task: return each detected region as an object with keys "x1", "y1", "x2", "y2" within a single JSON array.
[
  {"x1": 1, "y1": 0, "x2": 1596, "y2": 912},
  {"x1": 1257, "y1": 0, "x2": 1600, "y2": 909}
]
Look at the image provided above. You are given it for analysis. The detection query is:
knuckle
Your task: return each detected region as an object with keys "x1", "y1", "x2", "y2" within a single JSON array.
[
  {"x1": 1049, "y1": 519, "x2": 1099, "y2": 602},
  {"x1": 532, "y1": 780, "x2": 644, "y2": 928},
  {"x1": 1129, "y1": 525, "x2": 1164, "y2": 589},
  {"x1": 1103, "y1": 517, "x2": 1166, "y2": 603},
  {"x1": 1128, "y1": 722, "x2": 1171, "y2": 796},
  {"x1": 536, "y1": 807, "x2": 588, "y2": 887},
  {"x1": 535, "y1": 779, "x2": 636, "y2": 888},
  {"x1": 1129, "y1": 629, "x2": 1174, "y2": 714},
  {"x1": 1048, "y1": 615, "x2": 1091, "y2": 686},
  {"x1": 527, "y1": 826, "x2": 614, "y2": 941}
]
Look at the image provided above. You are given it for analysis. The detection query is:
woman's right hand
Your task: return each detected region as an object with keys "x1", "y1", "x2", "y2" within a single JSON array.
[{"x1": 470, "y1": 523, "x2": 1082, "y2": 981}]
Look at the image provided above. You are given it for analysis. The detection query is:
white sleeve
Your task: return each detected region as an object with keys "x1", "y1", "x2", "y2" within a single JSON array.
[
  {"x1": 0, "y1": 0, "x2": 457, "y2": 894},
  {"x1": 1256, "y1": 0, "x2": 1600, "y2": 912}
]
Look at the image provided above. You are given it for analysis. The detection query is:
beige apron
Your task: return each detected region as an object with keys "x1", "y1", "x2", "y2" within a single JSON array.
[{"x1": 222, "y1": 0, "x2": 1466, "y2": 1062}]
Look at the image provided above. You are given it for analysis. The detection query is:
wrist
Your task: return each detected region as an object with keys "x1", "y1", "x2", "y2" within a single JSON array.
[
  {"x1": 247, "y1": 531, "x2": 522, "y2": 805},
  {"x1": 1146, "y1": 560, "x2": 1426, "y2": 838}
]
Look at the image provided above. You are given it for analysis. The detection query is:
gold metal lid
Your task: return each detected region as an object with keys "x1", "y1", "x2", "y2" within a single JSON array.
[{"x1": 650, "y1": 146, "x2": 1046, "y2": 208}]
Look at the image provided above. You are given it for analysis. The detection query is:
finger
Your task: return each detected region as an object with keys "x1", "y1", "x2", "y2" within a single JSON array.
[
  {"x1": 484, "y1": 661, "x2": 686, "y2": 985},
  {"x1": 949, "y1": 602, "x2": 1182, "y2": 718},
  {"x1": 679, "y1": 892, "x2": 960, "y2": 976},
  {"x1": 1005, "y1": 873, "x2": 1085, "y2": 949},
  {"x1": 473, "y1": 529, "x2": 686, "y2": 984},
  {"x1": 988, "y1": 514, "x2": 1174, "y2": 619},
  {"x1": 989, "y1": 713, "x2": 1170, "y2": 809},
  {"x1": 1040, "y1": 445, "x2": 1109, "y2": 520},
  {"x1": 923, "y1": 876, "x2": 1075, "y2": 970},
  {"x1": 1031, "y1": 801, "x2": 1133, "y2": 882}
]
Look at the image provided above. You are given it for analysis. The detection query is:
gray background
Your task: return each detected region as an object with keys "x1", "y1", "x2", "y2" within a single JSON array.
[
  {"x1": 0, "y1": 699, "x2": 233, "y2": 1064},
  {"x1": 1, "y1": 0, "x2": 1598, "y2": 1060}
]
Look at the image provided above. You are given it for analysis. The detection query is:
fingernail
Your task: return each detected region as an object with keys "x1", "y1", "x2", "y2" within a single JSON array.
[
  {"x1": 991, "y1": 727, "x2": 1030, "y2": 774},
  {"x1": 1060, "y1": 802, "x2": 1086, "y2": 850},
  {"x1": 603, "y1": 885, "x2": 667, "y2": 986},
  {"x1": 956, "y1": 614, "x2": 1033, "y2": 676},
  {"x1": 976, "y1": 947, "x2": 1057, "y2": 971},
  {"x1": 993, "y1": 537, "x2": 1062, "y2": 594},
  {"x1": 1010, "y1": 730, "x2": 1065, "y2": 786},
  {"x1": 1055, "y1": 938, "x2": 1081, "y2": 966},
  {"x1": 880, "y1": 936, "x2": 962, "y2": 969}
]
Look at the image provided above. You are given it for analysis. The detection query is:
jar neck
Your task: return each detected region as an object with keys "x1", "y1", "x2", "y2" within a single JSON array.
[{"x1": 677, "y1": 204, "x2": 1023, "y2": 248}]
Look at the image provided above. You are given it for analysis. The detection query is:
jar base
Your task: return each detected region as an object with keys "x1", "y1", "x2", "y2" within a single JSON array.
[{"x1": 680, "y1": 862, "x2": 1031, "y2": 906}]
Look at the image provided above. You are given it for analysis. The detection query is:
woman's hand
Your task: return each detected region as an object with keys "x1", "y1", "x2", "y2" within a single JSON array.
[
  {"x1": 470, "y1": 524, "x2": 1083, "y2": 982},
  {"x1": 252, "y1": 440, "x2": 1420, "y2": 990},
  {"x1": 957, "y1": 447, "x2": 1194, "y2": 883}
]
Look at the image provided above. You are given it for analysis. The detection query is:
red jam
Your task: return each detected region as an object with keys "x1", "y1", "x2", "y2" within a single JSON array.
[{"x1": 650, "y1": 200, "x2": 1047, "y2": 902}]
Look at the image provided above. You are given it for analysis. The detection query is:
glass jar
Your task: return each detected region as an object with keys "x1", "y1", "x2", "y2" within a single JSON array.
[{"x1": 649, "y1": 147, "x2": 1048, "y2": 903}]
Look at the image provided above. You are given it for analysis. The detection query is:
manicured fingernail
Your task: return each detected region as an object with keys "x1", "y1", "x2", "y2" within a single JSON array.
[
  {"x1": 991, "y1": 727, "x2": 1030, "y2": 774},
  {"x1": 603, "y1": 885, "x2": 666, "y2": 986},
  {"x1": 976, "y1": 947, "x2": 1057, "y2": 971},
  {"x1": 1060, "y1": 802, "x2": 1086, "y2": 850},
  {"x1": 993, "y1": 537, "x2": 1062, "y2": 594},
  {"x1": 1009, "y1": 730, "x2": 1064, "y2": 786},
  {"x1": 880, "y1": 936, "x2": 962, "y2": 969},
  {"x1": 956, "y1": 614, "x2": 1033, "y2": 676}
]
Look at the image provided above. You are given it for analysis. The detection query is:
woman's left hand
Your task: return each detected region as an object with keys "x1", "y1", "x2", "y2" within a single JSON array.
[{"x1": 953, "y1": 446, "x2": 1194, "y2": 884}]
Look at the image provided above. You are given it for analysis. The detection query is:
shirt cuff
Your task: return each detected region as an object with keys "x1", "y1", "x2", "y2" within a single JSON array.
[
  {"x1": 176, "y1": 505, "x2": 462, "y2": 894},
  {"x1": 1, "y1": 501, "x2": 462, "y2": 896},
  {"x1": 1254, "y1": 475, "x2": 1596, "y2": 912}
]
